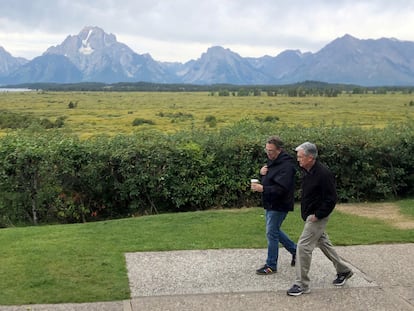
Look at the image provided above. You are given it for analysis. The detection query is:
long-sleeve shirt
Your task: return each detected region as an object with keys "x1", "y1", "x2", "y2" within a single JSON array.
[{"x1": 300, "y1": 160, "x2": 337, "y2": 221}]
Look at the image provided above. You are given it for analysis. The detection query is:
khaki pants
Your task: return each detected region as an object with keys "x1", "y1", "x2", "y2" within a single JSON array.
[{"x1": 295, "y1": 215, "x2": 351, "y2": 289}]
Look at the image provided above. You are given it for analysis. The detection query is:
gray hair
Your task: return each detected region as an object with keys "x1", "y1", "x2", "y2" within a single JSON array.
[{"x1": 295, "y1": 142, "x2": 318, "y2": 159}]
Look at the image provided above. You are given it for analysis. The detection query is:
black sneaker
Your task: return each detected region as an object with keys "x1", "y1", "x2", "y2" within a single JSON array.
[
  {"x1": 291, "y1": 254, "x2": 296, "y2": 266},
  {"x1": 333, "y1": 270, "x2": 354, "y2": 286},
  {"x1": 256, "y1": 265, "x2": 277, "y2": 275},
  {"x1": 287, "y1": 284, "x2": 311, "y2": 296}
]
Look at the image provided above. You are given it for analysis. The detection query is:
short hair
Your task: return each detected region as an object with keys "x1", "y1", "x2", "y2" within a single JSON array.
[
  {"x1": 266, "y1": 136, "x2": 284, "y2": 149},
  {"x1": 295, "y1": 142, "x2": 318, "y2": 159}
]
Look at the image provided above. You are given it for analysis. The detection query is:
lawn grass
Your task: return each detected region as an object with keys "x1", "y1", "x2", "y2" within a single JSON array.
[
  {"x1": 399, "y1": 198, "x2": 414, "y2": 217},
  {"x1": 0, "y1": 201, "x2": 413, "y2": 305}
]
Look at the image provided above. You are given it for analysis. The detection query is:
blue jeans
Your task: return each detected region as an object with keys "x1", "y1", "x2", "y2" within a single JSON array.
[{"x1": 265, "y1": 210, "x2": 297, "y2": 270}]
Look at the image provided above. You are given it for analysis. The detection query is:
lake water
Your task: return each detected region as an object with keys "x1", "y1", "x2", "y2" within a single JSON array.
[{"x1": 0, "y1": 88, "x2": 34, "y2": 92}]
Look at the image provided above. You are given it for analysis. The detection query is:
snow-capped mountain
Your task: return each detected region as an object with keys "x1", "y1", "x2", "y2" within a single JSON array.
[
  {"x1": 44, "y1": 26, "x2": 174, "y2": 83},
  {"x1": 1, "y1": 27, "x2": 414, "y2": 86},
  {"x1": 2, "y1": 26, "x2": 175, "y2": 84}
]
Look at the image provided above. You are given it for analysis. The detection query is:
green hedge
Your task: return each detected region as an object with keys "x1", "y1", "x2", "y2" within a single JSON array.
[{"x1": 0, "y1": 120, "x2": 413, "y2": 226}]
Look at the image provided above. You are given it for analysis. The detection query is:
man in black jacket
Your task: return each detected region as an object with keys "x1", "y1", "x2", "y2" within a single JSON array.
[
  {"x1": 287, "y1": 142, "x2": 353, "y2": 296},
  {"x1": 251, "y1": 136, "x2": 297, "y2": 274}
]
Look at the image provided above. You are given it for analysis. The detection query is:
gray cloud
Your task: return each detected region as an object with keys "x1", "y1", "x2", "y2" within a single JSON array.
[{"x1": 1, "y1": 0, "x2": 414, "y2": 61}]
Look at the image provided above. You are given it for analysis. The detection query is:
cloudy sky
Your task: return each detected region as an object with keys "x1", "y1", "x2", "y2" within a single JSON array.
[{"x1": 1, "y1": 0, "x2": 414, "y2": 62}]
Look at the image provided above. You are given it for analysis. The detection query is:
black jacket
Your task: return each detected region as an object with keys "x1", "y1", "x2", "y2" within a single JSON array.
[
  {"x1": 299, "y1": 160, "x2": 338, "y2": 221},
  {"x1": 260, "y1": 151, "x2": 296, "y2": 212}
]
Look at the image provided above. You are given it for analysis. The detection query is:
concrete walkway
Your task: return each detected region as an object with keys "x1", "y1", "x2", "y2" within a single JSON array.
[{"x1": 1, "y1": 244, "x2": 413, "y2": 311}]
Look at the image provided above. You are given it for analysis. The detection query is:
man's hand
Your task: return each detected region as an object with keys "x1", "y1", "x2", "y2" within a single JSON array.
[
  {"x1": 308, "y1": 214, "x2": 318, "y2": 222},
  {"x1": 260, "y1": 165, "x2": 268, "y2": 175},
  {"x1": 251, "y1": 182, "x2": 264, "y2": 192}
]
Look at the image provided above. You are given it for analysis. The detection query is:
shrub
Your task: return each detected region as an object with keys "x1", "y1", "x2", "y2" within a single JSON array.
[
  {"x1": 132, "y1": 118, "x2": 155, "y2": 126},
  {"x1": 156, "y1": 112, "x2": 193, "y2": 122},
  {"x1": 0, "y1": 111, "x2": 33, "y2": 129},
  {"x1": 54, "y1": 116, "x2": 66, "y2": 128},
  {"x1": 255, "y1": 115, "x2": 280, "y2": 123},
  {"x1": 204, "y1": 115, "x2": 217, "y2": 127},
  {"x1": 0, "y1": 111, "x2": 65, "y2": 130},
  {"x1": 0, "y1": 120, "x2": 413, "y2": 226}
]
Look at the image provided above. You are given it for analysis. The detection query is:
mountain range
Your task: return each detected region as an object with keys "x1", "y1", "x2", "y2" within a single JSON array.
[{"x1": 1, "y1": 26, "x2": 414, "y2": 86}]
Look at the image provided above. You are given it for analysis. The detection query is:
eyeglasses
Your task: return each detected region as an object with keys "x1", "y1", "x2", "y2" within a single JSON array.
[{"x1": 264, "y1": 148, "x2": 277, "y2": 154}]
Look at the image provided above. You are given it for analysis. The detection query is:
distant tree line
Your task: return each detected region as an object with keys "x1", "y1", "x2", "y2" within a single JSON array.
[{"x1": 6, "y1": 81, "x2": 414, "y2": 95}]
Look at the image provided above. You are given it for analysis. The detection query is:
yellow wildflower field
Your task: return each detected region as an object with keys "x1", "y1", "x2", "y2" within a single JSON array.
[{"x1": 1, "y1": 91, "x2": 413, "y2": 138}]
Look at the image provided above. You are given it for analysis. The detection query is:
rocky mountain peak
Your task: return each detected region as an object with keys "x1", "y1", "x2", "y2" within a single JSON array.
[
  {"x1": 2, "y1": 28, "x2": 414, "y2": 86},
  {"x1": 45, "y1": 26, "x2": 125, "y2": 58},
  {"x1": 0, "y1": 47, "x2": 28, "y2": 77},
  {"x1": 77, "y1": 26, "x2": 117, "y2": 54}
]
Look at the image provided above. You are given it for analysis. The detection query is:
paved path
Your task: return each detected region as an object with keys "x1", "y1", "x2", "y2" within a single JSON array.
[{"x1": 1, "y1": 244, "x2": 413, "y2": 310}]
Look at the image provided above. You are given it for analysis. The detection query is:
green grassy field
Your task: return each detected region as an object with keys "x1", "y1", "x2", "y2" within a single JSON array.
[
  {"x1": 1, "y1": 91, "x2": 413, "y2": 138},
  {"x1": 0, "y1": 201, "x2": 413, "y2": 305}
]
